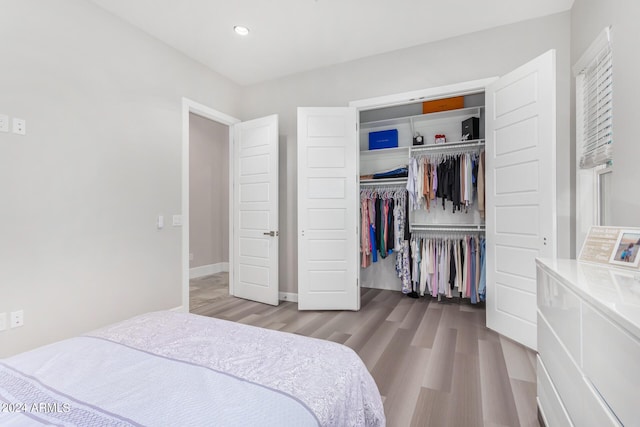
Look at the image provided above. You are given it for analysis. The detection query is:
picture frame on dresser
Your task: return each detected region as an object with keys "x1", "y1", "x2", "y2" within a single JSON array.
[{"x1": 609, "y1": 230, "x2": 640, "y2": 268}]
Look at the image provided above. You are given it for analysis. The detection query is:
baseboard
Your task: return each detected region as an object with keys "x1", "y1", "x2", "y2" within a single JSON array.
[
  {"x1": 279, "y1": 292, "x2": 298, "y2": 303},
  {"x1": 169, "y1": 305, "x2": 185, "y2": 312},
  {"x1": 189, "y1": 262, "x2": 229, "y2": 279},
  {"x1": 361, "y1": 282, "x2": 401, "y2": 291}
]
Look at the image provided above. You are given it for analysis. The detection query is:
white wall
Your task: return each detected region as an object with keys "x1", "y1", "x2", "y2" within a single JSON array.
[
  {"x1": 571, "y1": 1, "x2": 640, "y2": 228},
  {"x1": 189, "y1": 113, "x2": 229, "y2": 269},
  {"x1": 241, "y1": 12, "x2": 572, "y2": 294},
  {"x1": 0, "y1": 0, "x2": 241, "y2": 357}
]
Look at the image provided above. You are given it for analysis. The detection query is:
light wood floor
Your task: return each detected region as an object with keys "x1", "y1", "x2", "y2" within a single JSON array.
[
  {"x1": 190, "y1": 274, "x2": 538, "y2": 427},
  {"x1": 189, "y1": 272, "x2": 230, "y2": 310}
]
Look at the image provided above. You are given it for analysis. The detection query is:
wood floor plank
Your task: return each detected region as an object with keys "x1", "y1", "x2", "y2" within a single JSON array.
[
  {"x1": 326, "y1": 331, "x2": 351, "y2": 345},
  {"x1": 381, "y1": 344, "x2": 431, "y2": 426},
  {"x1": 295, "y1": 311, "x2": 337, "y2": 336},
  {"x1": 361, "y1": 287, "x2": 383, "y2": 306},
  {"x1": 386, "y1": 297, "x2": 414, "y2": 322},
  {"x1": 371, "y1": 328, "x2": 415, "y2": 396},
  {"x1": 410, "y1": 387, "x2": 452, "y2": 427},
  {"x1": 277, "y1": 311, "x2": 321, "y2": 334},
  {"x1": 454, "y1": 311, "x2": 483, "y2": 356},
  {"x1": 250, "y1": 304, "x2": 299, "y2": 329},
  {"x1": 478, "y1": 339, "x2": 521, "y2": 426},
  {"x1": 500, "y1": 335, "x2": 537, "y2": 383},
  {"x1": 263, "y1": 321, "x2": 287, "y2": 331},
  {"x1": 221, "y1": 301, "x2": 265, "y2": 322},
  {"x1": 410, "y1": 303, "x2": 443, "y2": 348},
  {"x1": 510, "y1": 378, "x2": 538, "y2": 427},
  {"x1": 357, "y1": 320, "x2": 403, "y2": 371},
  {"x1": 422, "y1": 327, "x2": 458, "y2": 392},
  {"x1": 446, "y1": 352, "x2": 484, "y2": 427},
  {"x1": 400, "y1": 300, "x2": 429, "y2": 331},
  {"x1": 344, "y1": 306, "x2": 396, "y2": 353},
  {"x1": 309, "y1": 310, "x2": 367, "y2": 340}
]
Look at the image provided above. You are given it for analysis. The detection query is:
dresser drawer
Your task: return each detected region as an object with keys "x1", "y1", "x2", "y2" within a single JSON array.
[
  {"x1": 582, "y1": 303, "x2": 640, "y2": 426},
  {"x1": 538, "y1": 313, "x2": 582, "y2": 424},
  {"x1": 580, "y1": 375, "x2": 621, "y2": 426},
  {"x1": 537, "y1": 355, "x2": 573, "y2": 427},
  {"x1": 536, "y1": 266, "x2": 581, "y2": 361}
]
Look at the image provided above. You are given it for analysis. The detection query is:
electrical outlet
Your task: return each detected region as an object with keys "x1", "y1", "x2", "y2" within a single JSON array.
[
  {"x1": 10, "y1": 310, "x2": 24, "y2": 328},
  {"x1": 0, "y1": 313, "x2": 7, "y2": 331},
  {"x1": 0, "y1": 114, "x2": 8, "y2": 132},
  {"x1": 172, "y1": 214, "x2": 182, "y2": 226},
  {"x1": 12, "y1": 118, "x2": 26, "y2": 135}
]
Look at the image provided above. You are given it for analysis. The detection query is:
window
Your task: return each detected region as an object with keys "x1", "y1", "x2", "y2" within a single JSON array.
[
  {"x1": 575, "y1": 27, "x2": 613, "y2": 170},
  {"x1": 574, "y1": 27, "x2": 613, "y2": 249},
  {"x1": 597, "y1": 166, "x2": 612, "y2": 225}
]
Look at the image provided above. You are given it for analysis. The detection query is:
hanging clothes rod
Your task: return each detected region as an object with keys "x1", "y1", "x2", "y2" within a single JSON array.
[
  {"x1": 410, "y1": 223, "x2": 485, "y2": 233},
  {"x1": 411, "y1": 139, "x2": 485, "y2": 153},
  {"x1": 359, "y1": 178, "x2": 408, "y2": 187},
  {"x1": 360, "y1": 186, "x2": 407, "y2": 201}
]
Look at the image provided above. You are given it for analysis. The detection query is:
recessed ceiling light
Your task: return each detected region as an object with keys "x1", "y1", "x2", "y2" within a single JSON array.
[{"x1": 234, "y1": 26, "x2": 250, "y2": 36}]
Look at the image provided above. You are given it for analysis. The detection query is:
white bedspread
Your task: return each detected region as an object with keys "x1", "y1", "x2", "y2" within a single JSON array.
[{"x1": 0, "y1": 311, "x2": 385, "y2": 427}]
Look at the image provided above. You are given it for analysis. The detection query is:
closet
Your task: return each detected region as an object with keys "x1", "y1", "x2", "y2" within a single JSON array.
[
  {"x1": 297, "y1": 50, "x2": 558, "y2": 350},
  {"x1": 358, "y1": 98, "x2": 486, "y2": 299}
]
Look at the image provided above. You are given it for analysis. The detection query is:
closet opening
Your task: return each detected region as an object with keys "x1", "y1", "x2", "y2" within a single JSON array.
[{"x1": 358, "y1": 92, "x2": 487, "y2": 303}]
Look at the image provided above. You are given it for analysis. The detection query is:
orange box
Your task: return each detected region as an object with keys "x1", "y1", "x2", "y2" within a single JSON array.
[{"x1": 422, "y1": 96, "x2": 464, "y2": 114}]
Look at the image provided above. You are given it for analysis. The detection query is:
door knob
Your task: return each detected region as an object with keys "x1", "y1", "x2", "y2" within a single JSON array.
[{"x1": 263, "y1": 231, "x2": 279, "y2": 237}]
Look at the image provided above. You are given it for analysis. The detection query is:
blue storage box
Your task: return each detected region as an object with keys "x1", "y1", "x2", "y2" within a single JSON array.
[{"x1": 368, "y1": 129, "x2": 398, "y2": 150}]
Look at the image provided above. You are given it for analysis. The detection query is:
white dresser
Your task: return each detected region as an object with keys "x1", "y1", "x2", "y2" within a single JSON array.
[{"x1": 536, "y1": 258, "x2": 640, "y2": 427}]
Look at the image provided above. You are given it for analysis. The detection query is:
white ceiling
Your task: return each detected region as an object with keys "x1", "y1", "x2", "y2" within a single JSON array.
[{"x1": 90, "y1": 0, "x2": 574, "y2": 86}]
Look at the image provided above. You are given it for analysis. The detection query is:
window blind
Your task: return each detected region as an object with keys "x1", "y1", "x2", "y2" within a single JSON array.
[{"x1": 576, "y1": 29, "x2": 613, "y2": 169}]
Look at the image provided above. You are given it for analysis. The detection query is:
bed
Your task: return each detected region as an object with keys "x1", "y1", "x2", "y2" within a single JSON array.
[{"x1": 0, "y1": 311, "x2": 385, "y2": 426}]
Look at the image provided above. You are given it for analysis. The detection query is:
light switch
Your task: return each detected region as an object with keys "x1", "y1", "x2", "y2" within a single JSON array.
[
  {"x1": 10, "y1": 310, "x2": 24, "y2": 328},
  {"x1": 0, "y1": 114, "x2": 8, "y2": 132},
  {"x1": 157, "y1": 215, "x2": 164, "y2": 230},
  {"x1": 13, "y1": 118, "x2": 26, "y2": 135}
]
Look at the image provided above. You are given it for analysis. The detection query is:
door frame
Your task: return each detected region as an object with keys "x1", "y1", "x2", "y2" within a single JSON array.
[
  {"x1": 349, "y1": 78, "x2": 497, "y2": 111},
  {"x1": 181, "y1": 98, "x2": 241, "y2": 312}
]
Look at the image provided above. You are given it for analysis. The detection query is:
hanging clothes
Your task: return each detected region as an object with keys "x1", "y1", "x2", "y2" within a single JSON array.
[
  {"x1": 478, "y1": 151, "x2": 486, "y2": 219},
  {"x1": 478, "y1": 238, "x2": 487, "y2": 301},
  {"x1": 408, "y1": 233, "x2": 486, "y2": 304},
  {"x1": 407, "y1": 150, "x2": 484, "y2": 214},
  {"x1": 360, "y1": 187, "x2": 412, "y2": 294},
  {"x1": 361, "y1": 199, "x2": 370, "y2": 268},
  {"x1": 406, "y1": 158, "x2": 419, "y2": 211}
]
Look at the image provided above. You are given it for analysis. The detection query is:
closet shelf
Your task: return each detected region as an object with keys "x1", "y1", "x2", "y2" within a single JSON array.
[
  {"x1": 360, "y1": 106, "x2": 484, "y2": 130},
  {"x1": 360, "y1": 178, "x2": 408, "y2": 187},
  {"x1": 410, "y1": 139, "x2": 485, "y2": 154},
  {"x1": 360, "y1": 146, "x2": 410, "y2": 156}
]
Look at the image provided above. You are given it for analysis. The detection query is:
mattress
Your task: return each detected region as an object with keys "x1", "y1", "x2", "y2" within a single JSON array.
[{"x1": 0, "y1": 311, "x2": 385, "y2": 426}]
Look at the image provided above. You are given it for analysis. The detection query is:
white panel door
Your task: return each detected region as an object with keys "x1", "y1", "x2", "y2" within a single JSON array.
[
  {"x1": 297, "y1": 107, "x2": 359, "y2": 310},
  {"x1": 486, "y1": 50, "x2": 557, "y2": 350},
  {"x1": 233, "y1": 115, "x2": 279, "y2": 306}
]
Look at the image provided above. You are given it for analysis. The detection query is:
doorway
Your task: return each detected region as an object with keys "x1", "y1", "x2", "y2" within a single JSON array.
[
  {"x1": 188, "y1": 112, "x2": 230, "y2": 312},
  {"x1": 181, "y1": 98, "x2": 240, "y2": 312}
]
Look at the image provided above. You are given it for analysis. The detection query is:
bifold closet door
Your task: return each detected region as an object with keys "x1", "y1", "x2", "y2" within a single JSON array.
[
  {"x1": 485, "y1": 50, "x2": 557, "y2": 350},
  {"x1": 232, "y1": 114, "x2": 279, "y2": 306},
  {"x1": 297, "y1": 107, "x2": 359, "y2": 310}
]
